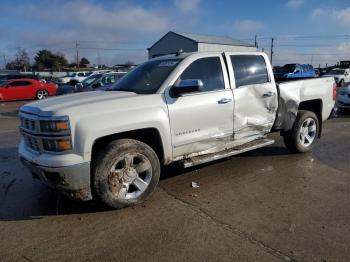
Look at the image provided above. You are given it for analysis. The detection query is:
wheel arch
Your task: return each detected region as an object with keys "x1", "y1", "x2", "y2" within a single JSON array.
[
  {"x1": 298, "y1": 99, "x2": 323, "y2": 137},
  {"x1": 91, "y1": 128, "x2": 166, "y2": 168}
]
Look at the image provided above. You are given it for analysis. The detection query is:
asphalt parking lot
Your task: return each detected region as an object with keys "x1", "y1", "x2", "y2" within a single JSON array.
[{"x1": 1, "y1": 101, "x2": 350, "y2": 261}]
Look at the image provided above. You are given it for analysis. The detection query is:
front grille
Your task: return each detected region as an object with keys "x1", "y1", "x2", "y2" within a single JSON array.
[
  {"x1": 20, "y1": 117, "x2": 36, "y2": 132},
  {"x1": 23, "y1": 133, "x2": 40, "y2": 152}
]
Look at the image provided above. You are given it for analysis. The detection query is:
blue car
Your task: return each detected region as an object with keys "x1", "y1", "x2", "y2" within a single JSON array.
[{"x1": 274, "y1": 63, "x2": 316, "y2": 80}]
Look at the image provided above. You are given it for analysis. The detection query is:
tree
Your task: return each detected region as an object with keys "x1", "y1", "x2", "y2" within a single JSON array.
[
  {"x1": 34, "y1": 49, "x2": 68, "y2": 71},
  {"x1": 15, "y1": 48, "x2": 30, "y2": 71},
  {"x1": 79, "y1": 57, "x2": 90, "y2": 68},
  {"x1": 5, "y1": 48, "x2": 30, "y2": 71}
]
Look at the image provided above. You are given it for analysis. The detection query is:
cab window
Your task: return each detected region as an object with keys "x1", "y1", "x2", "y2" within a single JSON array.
[
  {"x1": 180, "y1": 57, "x2": 225, "y2": 92},
  {"x1": 102, "y1": 75, "x2": 118, "y2": 85},
  {"x1": 230, "y1": 55, "x2": 269, "y2": 88}
]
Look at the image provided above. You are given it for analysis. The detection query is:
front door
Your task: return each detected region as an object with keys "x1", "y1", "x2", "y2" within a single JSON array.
[
  {"x1": 165, "y1": 55, "x2": 234, "y2": 158},
  {"x1": 5, "y1": 80, "x2": 31, "y2": 100},
  {"x1": 225, "y1": 53, "x2": 278, "y2": 141}
]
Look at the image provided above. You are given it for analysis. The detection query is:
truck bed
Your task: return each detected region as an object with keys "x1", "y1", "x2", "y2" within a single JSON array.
[{"x1": 273, "y1": 77, "x2": 335, "y2": 131}]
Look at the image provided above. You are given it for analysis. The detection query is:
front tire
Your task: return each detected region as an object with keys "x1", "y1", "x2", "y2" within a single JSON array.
[
  {"x1": 92, "y1": 139, "x2": 160, "y2": 209},
  {"x1": 36, "y1": 89, "x2": 49, "y2": 100},
  {"x1": 283, "y1": 110, "x2": 319, "y2": 153}
]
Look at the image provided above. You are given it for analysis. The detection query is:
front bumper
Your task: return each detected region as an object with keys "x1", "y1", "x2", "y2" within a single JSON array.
[{"x1": 20, "y1": 156, "x2": 92, "y2": 201}]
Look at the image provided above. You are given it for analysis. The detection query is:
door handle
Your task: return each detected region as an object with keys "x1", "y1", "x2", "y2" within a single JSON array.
[
  {"x1": 262, "y1": 92, "x2": 274, "y2": 98},
  {"x1": 217, "y1": 98, "x2": 232, "y2": 104}
]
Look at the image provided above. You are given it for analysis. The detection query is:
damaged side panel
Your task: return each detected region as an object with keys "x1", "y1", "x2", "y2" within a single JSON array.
[
  {"x1": 273, "y1": 82, "x2": 301, "y2": 131},
  {"x1": 232, "y1": 83, "x2": 278, "y2": 141}
]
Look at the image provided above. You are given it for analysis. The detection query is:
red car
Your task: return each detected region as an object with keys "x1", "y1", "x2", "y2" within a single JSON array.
[{"x1": 0, "y1": 79, "x2": 57, "y2": 101}]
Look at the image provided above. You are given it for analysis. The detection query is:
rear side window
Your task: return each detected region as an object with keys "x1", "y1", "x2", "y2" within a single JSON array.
[
  {"x1": 10, "y1": 81, "x2": 32, "y2": 87},
  {"x1": 180, "y1": 57, "x2": 225, "y2": 92},
  {"x1": 102, "y1": 75, "x2": 117, "y2": 85},
  {"x1": 230, "y1": 55, "x2": 269, "y2": 88}
]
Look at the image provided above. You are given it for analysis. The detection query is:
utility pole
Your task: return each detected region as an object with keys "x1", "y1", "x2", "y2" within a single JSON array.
[
  {"x1": 75, "y1": 40, "x2": 80, "y2": 70},
  {"x1": 97, "y1": 49, "x2": 101, "y2": 69},
  {"x1": 2, "y1": 54, "x2": 6, "y2": 69},
  {"x1": 270, "y1": 38, "x2": 274, "y2": 65},
  {"x1": 254, "y1": 35, "x2": 258, "y2": 49}
]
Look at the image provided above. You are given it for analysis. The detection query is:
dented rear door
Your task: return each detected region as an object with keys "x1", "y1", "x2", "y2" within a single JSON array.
[{"x1": 225, "y1": 53, "x2": 278, "y2": 141}]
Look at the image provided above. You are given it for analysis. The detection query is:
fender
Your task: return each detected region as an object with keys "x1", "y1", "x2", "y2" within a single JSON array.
[{"x1": 74, "y1": 106, "x2": 172, "y2": 163}]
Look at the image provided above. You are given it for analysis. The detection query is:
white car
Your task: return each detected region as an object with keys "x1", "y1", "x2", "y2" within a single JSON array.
[
  {"x1": 69, "y1": 71, "x2": 93, "y2": 84},
  {"x1": 70, "y1": 70, "x2": 112, "y2": 84},
  {"x1": 337, "y1": 84, "x2": 350, "y2": 110},
  {"x1": 56, "y1": 72, "x2": 91, "y2": 85},
  {"x1": 324, "y1": 68, "x2": 350, "y2": 87}
]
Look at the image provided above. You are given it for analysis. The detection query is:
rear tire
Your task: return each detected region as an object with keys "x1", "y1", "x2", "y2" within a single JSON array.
[
  {"x1": 36, "y1": 89, "x2": 49, "y2": 100},
  {"x1": 283, "y1": 110, "x2": 319, "y2": 153},
  {"x1": 92, "y1": 139, "x2": 160, "y2": 209}
]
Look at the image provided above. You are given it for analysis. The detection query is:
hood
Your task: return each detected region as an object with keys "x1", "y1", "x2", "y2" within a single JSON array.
[{"x1": 20, "y1": 90, "x2": 137, "y2": 117}]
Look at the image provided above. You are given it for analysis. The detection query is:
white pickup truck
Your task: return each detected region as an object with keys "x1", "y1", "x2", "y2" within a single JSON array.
[
  {"x1": 19, "y1": 52, "x2": 336, "y2": 209},
  {"x1": 324, "y1": 68, "x2": 350, "y2": 87}
]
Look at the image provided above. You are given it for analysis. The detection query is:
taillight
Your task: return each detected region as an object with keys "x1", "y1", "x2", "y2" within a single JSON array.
[{"x1": 333, "y1": 81, "x2": 337, "y2": 101}]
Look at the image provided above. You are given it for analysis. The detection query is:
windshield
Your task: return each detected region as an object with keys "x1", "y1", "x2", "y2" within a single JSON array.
[
  {"x1": 108, "y1": 59, "x2": 181, "y2": 94},
  {"x1": 276, "y1": 64, "x2": 296, "y2": 73},
  {"x1": 82, "y1": 74, "x2": 102, "y2": 85},
  {"x1": 0, "y1": 80, "x2": 7, "y2": 87},
  {"x1": 329, "y1": 69, "x2": 345, "y2": 75}
]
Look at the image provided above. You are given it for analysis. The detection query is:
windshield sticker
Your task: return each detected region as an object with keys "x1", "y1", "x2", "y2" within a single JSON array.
[{"x1": 158, "y1": 61, "x2": 179, "y2": 67}]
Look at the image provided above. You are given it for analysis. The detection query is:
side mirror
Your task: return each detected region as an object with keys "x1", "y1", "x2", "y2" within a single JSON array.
[
  {"x1": 294, "y1": 70, "x2": 300, "y2": 74},
  {"x1": 5, "y1": 84, "x2": 10, "y2": 88},
  {"x1": 172, "y1": 79, "x2": 203, "y2": 97}
]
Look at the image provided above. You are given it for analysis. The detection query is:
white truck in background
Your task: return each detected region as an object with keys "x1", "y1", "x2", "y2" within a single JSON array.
[
  {"x1": 19, "y1": 51, "x2": 336, "y2": 209},
  {"x1": 324, "y1": 68, "x2": 350, "y2": 87}
]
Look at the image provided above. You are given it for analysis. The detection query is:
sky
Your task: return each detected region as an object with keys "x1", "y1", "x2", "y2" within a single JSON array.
[{"x1": 0, "y1": 0, "x2": 350, "y2": 68}]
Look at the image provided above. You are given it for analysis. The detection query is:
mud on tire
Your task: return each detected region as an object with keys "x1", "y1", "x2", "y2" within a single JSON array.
[{"x1": 92, "y1": 139, "x2": 160, "y2": 209}]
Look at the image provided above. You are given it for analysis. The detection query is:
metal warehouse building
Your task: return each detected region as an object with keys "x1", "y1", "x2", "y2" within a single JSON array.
[{"x1": 148, "y1": 31, "x2": 256, "y2": 59}]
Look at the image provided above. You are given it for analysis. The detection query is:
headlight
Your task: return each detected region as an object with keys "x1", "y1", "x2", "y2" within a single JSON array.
[
  {"x1": 40, "y1": 119, "x2": 70, "y2": 133},
  {"x1": 42, "y1": 138, "x2": 72, "y2": 152}
]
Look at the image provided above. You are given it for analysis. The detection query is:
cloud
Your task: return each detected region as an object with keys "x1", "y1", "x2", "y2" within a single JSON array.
[
  {"x1": 174, "y1": 0, "x2": 200, "y2": 13},
  {"x1": 310, "y1": 6, "x2": 350, "y2": 24},
  {"x1": 286, "y1": 0, "x2": 304, "y2": 8},
  {"x1": 34, "y1": 1, "x2": 169, "y2": 34},
  {"x1": 233, "y1": 19, "x2": 265, "y2": 33},
  {"x1": 336, "y1": 7, "x2": 350, "y2": 24},
  {"x1": 0, "y1": 1, "x2": 174, "y2": 64},
  {"x1": 309, "y1": 7, "x2": 327, "y2": 18},
  {"x1": 271, "y1": 42, "x2": 350, "y2": 67}
]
